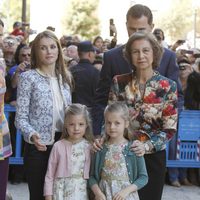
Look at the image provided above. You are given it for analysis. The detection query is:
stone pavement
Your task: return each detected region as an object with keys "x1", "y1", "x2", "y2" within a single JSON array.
[{"x1": 7, "y1": 182, "x2": 200, "y2": 200}]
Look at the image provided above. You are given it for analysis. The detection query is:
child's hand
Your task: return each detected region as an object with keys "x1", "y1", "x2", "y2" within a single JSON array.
[
  {"x1": 92, "y1": 136, "x2": 105, "y2": 152},
  {"x1": 95, "y1": 191, "x2": 106, "y2": 200},
  {"x1": 113, "y1": 184, "x2": 138, "y2": 200},
  {"x1": 91, "y1": 184, "x2": 106, "y2": 200},
  {"x1": 113, "y1": 188, "x2": 127, "y2": 200}
]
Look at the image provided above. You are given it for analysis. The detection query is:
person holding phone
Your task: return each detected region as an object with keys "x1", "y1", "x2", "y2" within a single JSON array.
[
  {"x1": 93, "y1": 36, "x2": 104, "y2": 53},
  {"x1": 7, "y1": 44, "x2": 31, "y2": 184},
  {"x1": 109, "y1": 19, "x2": 114, "y2": 36},
  {"x1": 153, "y1": 28, "x2": 168, "y2": 48},
  {"x1": 168, "y1": 55, "x2": 192, "y2": 187},
  {"x1": 109, "y1": 18, "x2": 117, "y2": 49},
  {"x1": 9, "y1": 44, "x2": 31, "y2": 90},
  {"x1": 170, "y1": 39, "x2": 185, "y2": 52}
]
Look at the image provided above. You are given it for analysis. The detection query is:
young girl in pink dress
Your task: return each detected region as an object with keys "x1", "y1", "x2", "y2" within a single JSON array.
[{"x1": 44, "y1": 104, "x2": 93, "y2": 200}]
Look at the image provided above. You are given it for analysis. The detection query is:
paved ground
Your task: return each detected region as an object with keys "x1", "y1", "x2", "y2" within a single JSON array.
[{"x1": 7, "y1": 182, "x2": 200, "y2": 200}]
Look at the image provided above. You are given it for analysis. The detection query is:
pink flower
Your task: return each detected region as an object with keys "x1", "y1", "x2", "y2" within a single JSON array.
[
  {"x1": 163, "y1": 105, "x2": 176, "y2": 116},
  {"x1": 159, "y1": 80, "x2": 169, "y2": 89},
  {"x1": 113, "y1": 153, "x2": 120, "y2": 160}
]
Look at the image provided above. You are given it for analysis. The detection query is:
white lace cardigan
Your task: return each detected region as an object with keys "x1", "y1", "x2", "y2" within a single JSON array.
[{"x1": 15, "y1": 69, "x2": 71, "y2": 145}]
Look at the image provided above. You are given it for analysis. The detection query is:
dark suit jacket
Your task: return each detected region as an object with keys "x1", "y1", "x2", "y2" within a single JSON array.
[
  {"x1": 70, "y1": 59, "x2": 100, "y2": 108},
  {"x1": 92, "y1": 45, "x2": 183, "y2": 135}
]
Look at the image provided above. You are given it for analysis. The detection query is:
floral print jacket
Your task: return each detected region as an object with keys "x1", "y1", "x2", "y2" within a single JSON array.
[
  {"x1": 0, "y1": 61, "x2": 12, "y2": 159},
  {"x1": 108, "y1": 71, "x2": 178, "y2": 153}
]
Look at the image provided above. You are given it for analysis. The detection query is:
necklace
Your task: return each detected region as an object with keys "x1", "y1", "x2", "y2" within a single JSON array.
[
  {"x1": 138, "y1": 83, "x2": 146, "y2": 97},
  {"x1": 36, "y1": 68, "x2": 56, "y2": 78},
  {"x1": 139, "y1": 83, "x2": 146, "y2": 92}
]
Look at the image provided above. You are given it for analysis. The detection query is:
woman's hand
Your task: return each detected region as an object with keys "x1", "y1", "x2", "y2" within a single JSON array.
[
  {"x1": 113, "y1": 189, "x2": 127, "y2": 200},
  {"x1": 31, "y1": 134, "x2": 47, "y2": 151},
  {"x1": 130, "y1": 140, "x2": 145, "y2": 156},
  {"x1": 16, "y1": 61, "x2": 30, "y2": 73},
  {"x1": 92, "y1": 136, "x2": 105, "y2": 152}
]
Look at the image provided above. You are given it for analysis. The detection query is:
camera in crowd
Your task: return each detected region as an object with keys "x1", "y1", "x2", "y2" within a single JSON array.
[
  {"x1": 12, "y1": 21, "x2": 37, "y2": 36},
  {"x1": 3, "y1": 36, "x2": 18, "y2": 47},
  {"x1": 28, "y1": 29, "x2": 37, "y2": 35},
  {"x1": 181, "y1": 49, "x2": 200, "y2": 58}
]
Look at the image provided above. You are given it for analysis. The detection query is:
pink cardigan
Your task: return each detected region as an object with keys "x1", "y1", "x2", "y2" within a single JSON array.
[{"x1": 44, "y1": 139, "x2": 91, "y2": 196}]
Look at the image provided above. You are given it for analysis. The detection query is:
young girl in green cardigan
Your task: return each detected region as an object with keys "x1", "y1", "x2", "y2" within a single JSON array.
[{"x1": 88, "y1": 102, "x2": 148, "y2": 200}]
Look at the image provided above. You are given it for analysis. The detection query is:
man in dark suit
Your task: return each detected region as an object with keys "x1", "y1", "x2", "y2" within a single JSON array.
[
  {"x1": 92, "y1": 4, "x2": 183, "y2": 135},
  {"x1": 70, "y1": 41, "x2": 100, "y2": 108}
]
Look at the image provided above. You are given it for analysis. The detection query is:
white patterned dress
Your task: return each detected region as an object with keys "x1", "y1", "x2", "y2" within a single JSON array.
[
  {"x1": 99, "y1": 142, "x2": 139, "y2": 200},
  {"x1": 53, "y1": 139, "x2": 89, "y2": 200}
]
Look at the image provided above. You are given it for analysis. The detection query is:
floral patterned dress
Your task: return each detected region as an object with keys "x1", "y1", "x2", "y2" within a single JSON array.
[
  {"x1": 99, "y1": 142, "x2": 139, "y2": 200},
  {"x1": 0, "y1": 57, "x2": 12, "y2": 160},
  {"x1": 53, "y1": 139, "x2": 89, "y2": 200},
  {"x1": 108, "y1": 71, "x2": 178, "y2": 153}
]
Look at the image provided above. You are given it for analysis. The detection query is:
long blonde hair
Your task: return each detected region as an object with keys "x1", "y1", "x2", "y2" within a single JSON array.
[
  {"x1": 31, "y1": 30, "x2": 73, "y2": 89},
  {"x1": 62, "y1": 104, "x2": 93, "y2": 142}
]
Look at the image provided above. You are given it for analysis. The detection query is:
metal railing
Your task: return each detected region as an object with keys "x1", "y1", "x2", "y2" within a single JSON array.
[
  {"x1": 4, "y1": 104, "x2": 23, "y2": 165},
  {"x1": 4, "y1": 104, "x2": 200, "y2": 168}
]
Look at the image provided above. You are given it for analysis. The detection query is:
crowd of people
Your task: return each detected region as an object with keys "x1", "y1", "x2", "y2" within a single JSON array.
[{"x1": 0, "y1": 3, "x2": 200, "y2": 200}]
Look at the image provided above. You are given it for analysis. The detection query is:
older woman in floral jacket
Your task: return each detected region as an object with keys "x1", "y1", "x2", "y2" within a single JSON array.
[{"x1": 108, "y1": 32, "x2": 178, "y2": 200}]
